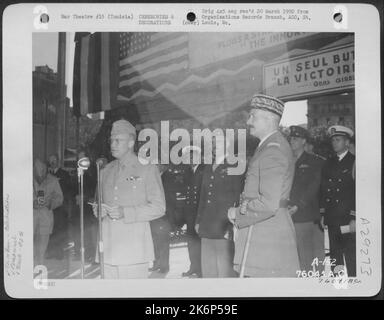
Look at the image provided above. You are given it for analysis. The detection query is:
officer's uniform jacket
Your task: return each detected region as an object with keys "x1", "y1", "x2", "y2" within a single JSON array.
[
  {"x1": 184, "y1": 164, "x2": 205, "y2": 215},
  {"x1": 161, "y1": 164, "x2": 189, "y2": 210},
  {"x1": 100, "y1": 154, "x2": 166, "y2": 265},
  {"x1": 234, "y1": 131, "x2": 300, "y2": 277},
  {"x1": 196, "y1": 160, "x2": 243, "y2": 239},
  {"x1": 33, "y1": 174, "x2": 64, "y2": 234},
  {"x1": 290, "y1": 151, "x2": 324, "y2": 223},
  {"x1": 33, "y1": 174, "x2": 64, "y2": 212},
  {"x1": 320, "y1": 151, "x2": 355, "y2": 226}
]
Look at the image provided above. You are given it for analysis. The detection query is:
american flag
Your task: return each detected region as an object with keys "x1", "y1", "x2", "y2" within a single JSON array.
[{"x1": 118, "y1": 32, "x2": 189, "y2": 98}]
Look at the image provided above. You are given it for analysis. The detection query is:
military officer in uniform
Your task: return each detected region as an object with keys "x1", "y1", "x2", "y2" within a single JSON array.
[
  {"x1": 320, "y1": 125, "x2": 356, "y2": 276},
  {"x1": 182, "y1": 146, "x2": 205, "y2": 277},
  {"x1": 93, "y1": 119, "x2": 166, "y2": 279},
  {"x1": 196, "y1": 133, "x2": 243, "y2": 278},
  {"x1": 33, "y1": 159, "x2": 64, "y2": 266},
  {"x1": 228, "y1": 94, "x2": 300, "y2": 277},
  {"x1": 288, "y1": 125, "x2": 325, "y2": 273},
  {"x1": 161, "y1": 162, "x2": 189, "y2": 236}
]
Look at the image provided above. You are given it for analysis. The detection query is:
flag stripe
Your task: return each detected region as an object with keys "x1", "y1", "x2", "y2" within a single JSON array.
[
  {"x1": 101, "y1": 33, "x2": 111, "y2": 111},
  {"x1": 119, "y1": 54, "x2": 188, "y2": 83},
  {"x1": 80, "y1": 35, "x2": 90, "y2": 115},
  {"x1": 119, "y1": 60, "x2": 188, "y2": 88},
  {"x1": 119, "y1": 42, "x2": 188, "y2": 79},
  {"x1": 119, "y1": 34, "x2": 188, "y2": 66},
  {"x1": 109, "y1": 33, "x2": 120, "y2": 112},
  {"x1": 92, "y1": 33, "x2": 102, "y2": 114},
  {"x1": 119, "y1": 47, "x2": 188, "y2": 77}
]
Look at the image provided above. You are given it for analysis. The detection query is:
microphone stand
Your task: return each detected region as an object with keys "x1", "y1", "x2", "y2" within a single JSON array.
[
  {"x1": 96, "y1": 160, "x2": 105, "y2": 279},
  {"x1": 77, "y1": 158, "x2": 90, "y2": 279}
]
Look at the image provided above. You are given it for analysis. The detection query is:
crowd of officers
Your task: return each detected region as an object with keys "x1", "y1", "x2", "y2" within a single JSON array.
[{"x1": 33, "y1": 93, "x2": 356, "y2": 279}]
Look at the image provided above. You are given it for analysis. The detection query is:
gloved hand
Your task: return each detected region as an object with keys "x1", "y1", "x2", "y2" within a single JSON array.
[{"x1": 227, "y1": 207, "x2": 239, "y2": 224}]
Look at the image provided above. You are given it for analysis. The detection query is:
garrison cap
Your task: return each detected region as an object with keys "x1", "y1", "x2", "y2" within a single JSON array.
[{"x1": 111, "y1": 119, "x2": 136, "y2": 137}]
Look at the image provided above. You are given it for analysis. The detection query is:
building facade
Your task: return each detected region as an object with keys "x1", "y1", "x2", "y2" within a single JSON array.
[
  {"x1": 307, "y1": 92, "x2": 355, "y2": 129},
  {"x1": 33, "y1": 65, "x2": 59, "y2": 161}
]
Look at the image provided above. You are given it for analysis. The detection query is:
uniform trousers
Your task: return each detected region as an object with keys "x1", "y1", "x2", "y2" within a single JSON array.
[
  {"x1": 185, "y1": 211, "x2": 201, "y2": 273},
  {"x1": 150, "y1": 216, "x2": 171, "y2": 270},
  {"x1": 201, "y1": 238, "x2": 235, "y2": 278},
  {"x1": 104, "y1": 263, "x2": 149, "y2": 279},
  {"x1": 294, "y1": 221, "x2": 325, "y2": 272},
  {"x1": 328, "y1": 225, "x2": 356, "y2": 277},
  {"x1": 166, "y1": 204, "x2": 186, "y2": 231}
]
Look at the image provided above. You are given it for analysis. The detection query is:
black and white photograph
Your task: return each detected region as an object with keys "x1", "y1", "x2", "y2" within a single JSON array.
[
  {"x1": 3, "y1": 3, "x2": 381, "y2": 298},
  {"x1": 31, "y1": 31, "x2": 357, "y2": 280}
]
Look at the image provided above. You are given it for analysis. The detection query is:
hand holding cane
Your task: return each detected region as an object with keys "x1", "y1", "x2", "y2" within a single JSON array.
[{"x1": 239, "y1": 198, "x2": 252, "y2": 278}]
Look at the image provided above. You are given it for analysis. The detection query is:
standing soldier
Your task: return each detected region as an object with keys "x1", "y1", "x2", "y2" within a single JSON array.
[
  {"x1": 228, "y1": 94, "x2": 300, "y2": 277},
  {"x1": 33, "y1": 158, "x2": 63, "y2": 266},
  {"x1": 46, "y1": 153, "x2": 72, "y2": 260},
  {"x1": 161, "y1": 162, "x2": 189, "y2": 237},
  {"x1": 288, "y1": 126, "x2": 325, "y2": 273},
  {"x1": 92, "y1": 119, "x2": 166, "y2": 279},
  {"x1": 195, "y1": 133, "x2": 243, "y2": 278},
  {"x1": 182, "y1": 146, "x2": 205, "y2": 278},
  {"x1": 320, "y1": 125, "x2": 356, "y2": 276}
]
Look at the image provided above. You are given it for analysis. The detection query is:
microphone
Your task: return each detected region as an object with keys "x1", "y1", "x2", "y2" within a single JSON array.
[
  {"x1": 77, "y1": 157, "x2": 90, "y2": 170},
  {"x1": 96, "y1": 157, "x2": 108, "y2": 169}
]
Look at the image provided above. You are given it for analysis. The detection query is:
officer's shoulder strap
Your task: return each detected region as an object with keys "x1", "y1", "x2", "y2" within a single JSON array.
[
  {"x1": 314, "y1": 153, "x2": 326, "y2": 161},
  {"x1": 266, "y1": 142, "x2": 281, "y2": 148}
]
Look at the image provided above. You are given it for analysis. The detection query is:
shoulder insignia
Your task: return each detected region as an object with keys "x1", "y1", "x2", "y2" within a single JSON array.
[
  {"x1": 314, "y1": 154, "x2": 326, "y2": 161},
  {"x1": 267, "y1": 142, "x2": 280, "y2": 147}
]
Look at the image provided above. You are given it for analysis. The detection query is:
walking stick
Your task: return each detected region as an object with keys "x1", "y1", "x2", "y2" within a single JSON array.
[
  {"x1": 96, "y1": 159, "x2": 105, "y2": 279},
  {"x1": 239, "y1": 224, "x2": 254, "y2": 278},
  {"x1": 77, "y1": 157, "x2": 90, "y2": 279}
]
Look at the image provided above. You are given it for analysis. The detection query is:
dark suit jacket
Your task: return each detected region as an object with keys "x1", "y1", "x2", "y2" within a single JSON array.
[
  {"x1": 161, "y1": 164, "x2": 189, "y2": 211},
  {"x1": 196, "y1": 161, "x2": 243, "y2": 239},
  {"x1": 320, "y1": 151, "x2": 355, "y2": 226},
  {"x1": 184, "y1": 164, "x2": 205, "y2": 215},
  {"x1": 290, "y1": 151, "x2": 324, "y2": 223}
]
